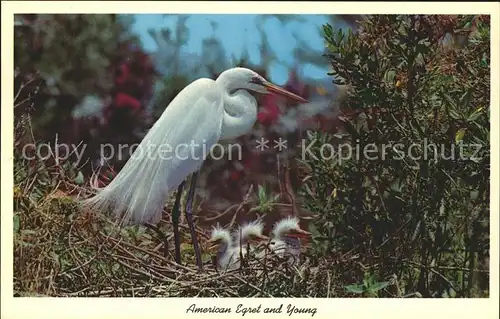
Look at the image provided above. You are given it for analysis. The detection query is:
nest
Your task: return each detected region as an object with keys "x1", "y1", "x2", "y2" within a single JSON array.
[{"x1": 14, "y1": 186, "x2": 363, "y2": 297}]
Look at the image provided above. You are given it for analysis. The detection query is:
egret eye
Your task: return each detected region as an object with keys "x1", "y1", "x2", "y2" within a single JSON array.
[{"x1": 250, "y1": 76, "x2": 263, "y2": 85}]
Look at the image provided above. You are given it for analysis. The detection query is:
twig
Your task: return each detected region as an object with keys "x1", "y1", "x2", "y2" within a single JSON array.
[
  {"x1": 201, "y1": 204, "x2": 240, "y2": 222},
  {"x1": 396, "y1": 258, "x2": 489, "y2": 273},
  {"x1": 144, "y1": 223, "x2": 169, "y2": 257},
  {"x1": 103, "y1": 234, "x2": 197, "y2": 274},
  {"x1": 233, "y1": 275, "x2": 274, "y2": 297}
]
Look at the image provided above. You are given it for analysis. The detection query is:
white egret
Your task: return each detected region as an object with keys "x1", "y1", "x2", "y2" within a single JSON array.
[
  {"x1": 207, "y1": 225, "x2": 234, "y2": 270},
  {"x1": 233, "y1": 220, "x2": 269, "y2": 256},
  {"x1": 82, "y1": 67, "x2": 308, "y2": 270},
  {"x1": 207, "y1": 221, "x2": 269, "y2": 271},
  {"x1": 268, "y1": 217, "x2": 311, "y2": 265}
]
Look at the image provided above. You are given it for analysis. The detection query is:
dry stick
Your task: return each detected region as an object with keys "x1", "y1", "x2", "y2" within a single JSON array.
[
  {"x1": 103, "y1": 233, "x2": 197, "y2": 274},
  {"x1": 143, "y1": 223, "x2": 169, "y2": 257},
  {"x1": 367, "y1": 174, "x2": 389, "y2": 214},
  {"x1": 113, "y1": 244, "x2": 183, "y2": 276},
  {"x1": 111, "y1": 258, "x2": 177, "y2": 284},
  {"x1": 182, "y1": 272, "x2": 241, "y2": 286},
  {"x1": 65, "y1": 286, "x2": 148, "y2": 297},
  {"x1": 153, "y1": 233, "x2": 174, "y2": 254},
  {"x1": 247, "y1": 203, "x2": 293, "y2": 214},
  {"x1": 201, "y1": 204, "x2": 240, "y2": 222},
  {"x1": 67, "y1": 219, "x2": 99, "y2": 282},
  {"x1": 228, "y1": 185, "x2": 257, "y2": 228},
  {"x1": 110, "y1": 254, "x2": 178, "y2": 284},
  {"x1": 233, "y1": 275, "x2": 274, "y2": 297},
  {"x1": 24, "y1": 173, "x2": 38, "y2": 194},
  {"x1": 229, "y1": 201, "x2": 250, "y2": 228},
  {"x1": 395, "y1": 258, "x2": 489, "y2": 273},
  {"x1": 176, "y1": 222, "x2": 210, "y2": 239},
  {"x1": 282, "y1": 158, "x2": 298, "y2": 217},
  {"x1": 377, "y1": 216, "x2": 416, "y2": 249},
  {"x1": 277, "y1": 154, "x2": 284, "y2": 197}
]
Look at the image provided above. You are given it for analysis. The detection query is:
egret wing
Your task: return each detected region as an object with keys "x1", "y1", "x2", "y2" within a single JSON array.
[{"x1": 82, "y1": 79, "x2": 224, "y2": 224}]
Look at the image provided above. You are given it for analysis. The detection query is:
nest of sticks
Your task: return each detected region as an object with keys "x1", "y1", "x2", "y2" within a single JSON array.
[{"x1": 14, "y1": 184, "x2": 362, "y2": 297}]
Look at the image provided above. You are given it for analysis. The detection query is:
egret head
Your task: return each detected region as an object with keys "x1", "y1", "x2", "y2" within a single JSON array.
[
  {"x1": 206, "y1": 225, "x2": 232, "y2": 252},
  {"x1": 236, "y1": 220, "x2": 270, "y2": 246},
  {"x1": 271, "y1": 217, "x2": 312, "y2": 240},
  {"x1": 217, "y1": 67, "x2": 308, "y2": 103}
]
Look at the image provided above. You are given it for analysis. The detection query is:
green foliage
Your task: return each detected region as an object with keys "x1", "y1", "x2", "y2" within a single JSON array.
[
  {"x1": 301, "y1": 15, "x2": 490, "y2": 297},
  {"x1": 255, "y1": 184, "x2": 280, "y2": 214},
  {"x1": 345, "y1": 272, "x2": 391, "y2": 297}
]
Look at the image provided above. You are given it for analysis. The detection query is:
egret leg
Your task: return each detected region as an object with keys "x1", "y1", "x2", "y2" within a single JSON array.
[
  {"x1": 185, "y1": 171, "x2": 203, "y2": 271},
  {"x1": 172, "y1": 181, "x2": 186, "y2": 264}
]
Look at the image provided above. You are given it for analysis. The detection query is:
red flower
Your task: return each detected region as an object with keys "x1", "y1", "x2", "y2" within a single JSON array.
[
  {"x1": 115, "y1": 63, "x2": 130, "y2": 85},
  {"x1": 242, "y1": 156, "x2": 254, "y2": 169},
  {"x1": 257, "y1": 94, "x2": 281, "y2": 125},
  {"x1": 230, "y1": 170, "x2": 243, "y2": 181},
  {"x1": 114, "y1": 92, "x2": 141, "y2": 110}
]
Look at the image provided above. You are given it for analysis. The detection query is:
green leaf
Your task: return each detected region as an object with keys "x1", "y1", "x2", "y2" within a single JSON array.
[
  {"x1": 13, "y1": 215, "x2": 20, "y2": 233},
  {"x1": 308, "y1": 221, "x2": 321, "y2": 238},
  {"x1": 480, "y1": 55, "x2": 489, "y2": 68},
  {"x1": 345, "y1": 284, "x2": 365, "y2": 294},
  {"x1": 257, "y1": 185, "x2": 266, "y2": 204},
  {"x1": 202, "y1": 252, "x2": 212, "y2": 263},
  {"x1": 389, "y1": 178, "x2": 403, "y2": 193},
  {"x1": 74, "y1": 171, "x2": 84, "y2": 185},
  {"x1": 460, "y1": 90, "x2": 473, "y2": 109},
  {"x1": 448, "y1": 108, "x2": 462, "y2": 120},
  {"x1": 443, "y1": 93, "x2": 458, "y2": 110},
  {"x1": 467, "y1": 106, "x2": 484, "y2": 122},
  {"x1": 470, "y1": 190, "x2": 479, "y2": 200},
  {"x1": 368, "y1": 281, "x2": 390, "y2": 292},
  {"x1": 384, "y1": 69, "x2": 397, "y2": 83},
  {"x1": 455, "y1": 128, "x2": 466, "y2": 144}
]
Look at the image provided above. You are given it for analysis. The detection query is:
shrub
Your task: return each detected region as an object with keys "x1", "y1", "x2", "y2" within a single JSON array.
[{"x1": 300, "y1": 15, "x2": 490, "y2": 297}]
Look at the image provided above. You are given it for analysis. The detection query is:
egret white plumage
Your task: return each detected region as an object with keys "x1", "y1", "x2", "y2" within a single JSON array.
[
  {"x1": 268, "y1": 217, "x2": 311, "y2": 265},
  {"x1": 82, "y1": 67, "x2": 308, "y2": 270},
  {"x1": 207, "y1": 225, "x2": 234, "y2": 270},
  {"x1": 233, "y1": 220, "x2": 269, "y2": 256},
  {"x1": 208, "y1": 221, "x2": 269, "y2": 271}
]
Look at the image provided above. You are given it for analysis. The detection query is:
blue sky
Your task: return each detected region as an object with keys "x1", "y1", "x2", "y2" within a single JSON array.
[{"x1": 130, "y1": 14, "x2": 341, "y2": 85}]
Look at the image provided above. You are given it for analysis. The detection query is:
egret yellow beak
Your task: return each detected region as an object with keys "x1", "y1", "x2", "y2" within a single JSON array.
[
  {"x1": 206, "y1": 239, "x2": 221, "y2": 252},
  {"x1": 248, "y1": 234, "x2": 270, "y2": 245},
  {"x1": 286, "y1": 227, "x2": 312, "y2": 239},
  {"x1": 262, "y1": 81, "x2": 308, "y2": 103}
]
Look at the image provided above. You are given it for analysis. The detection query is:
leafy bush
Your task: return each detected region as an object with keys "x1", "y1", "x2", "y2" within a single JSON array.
[{"x1": 301, "y1": 15, "x2": 490, "y2": 297}]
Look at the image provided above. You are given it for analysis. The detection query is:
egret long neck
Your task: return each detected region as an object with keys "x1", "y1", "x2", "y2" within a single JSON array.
[
  {"x1": 218, "y1": 241, "x2": 230, "y2": 260},
  {"x1": 216, "y1": 234, "x2": 232, "y2": 261},
  {"x1": 219, "y1": 89, "x2": 258, "y2": 141}
]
